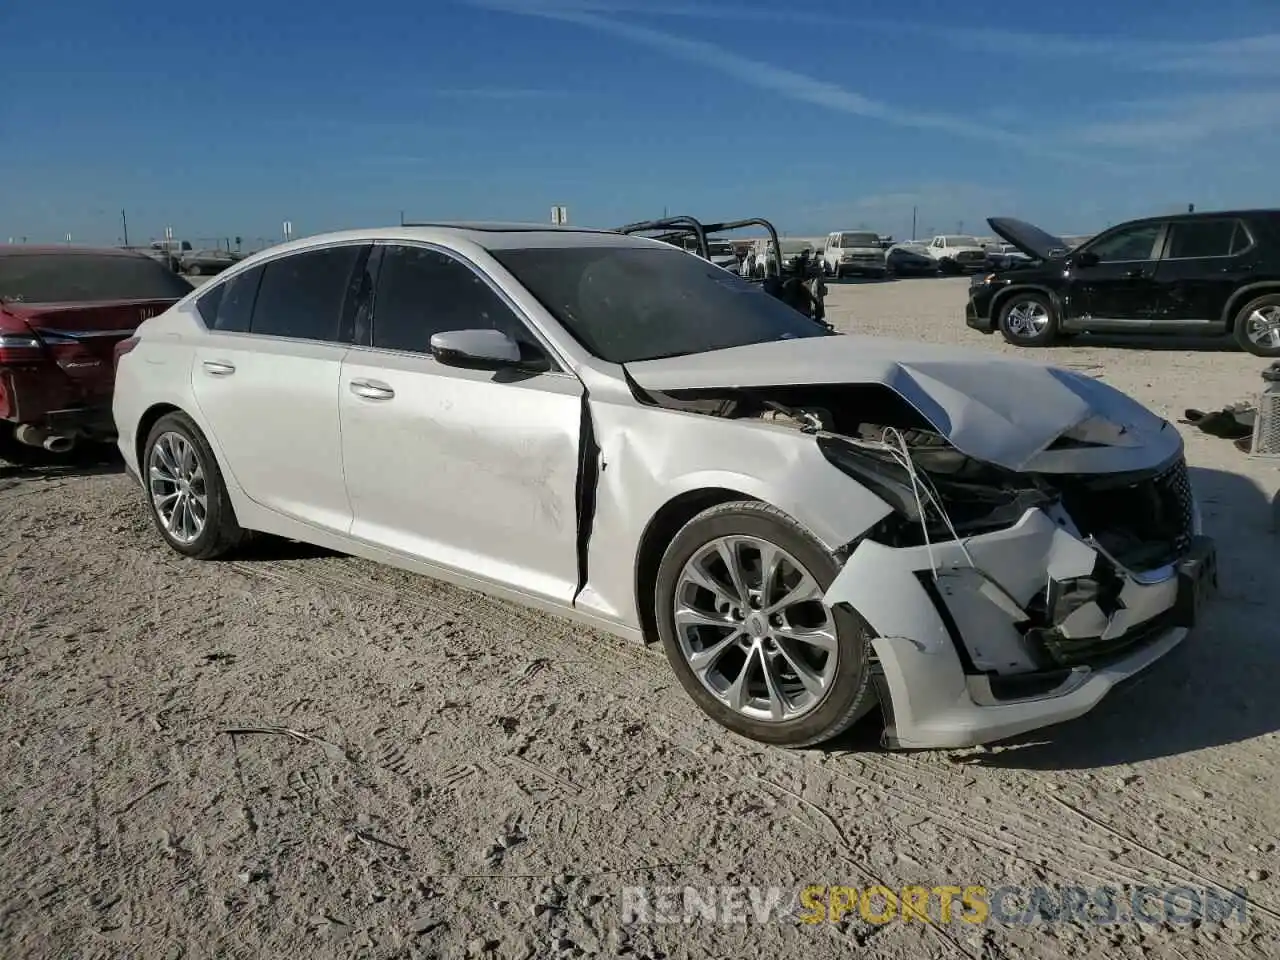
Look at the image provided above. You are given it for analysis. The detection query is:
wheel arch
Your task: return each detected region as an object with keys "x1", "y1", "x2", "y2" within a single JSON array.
[
  {"x1": 990, "y1": 284, "x2": 1062, "y2": 323},
  {"x1": 1222, "y1": 282, "x2": 1280, "y2": 330},
  {"x1": 134, "y1": 402, "x2": 184, "y2": 474},
  {"x1": 633, "y1": 487, "x2": 755, "y2": 645}
]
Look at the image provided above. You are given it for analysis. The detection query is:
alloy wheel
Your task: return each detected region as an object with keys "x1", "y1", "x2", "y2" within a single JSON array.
[
  {"x1": 1005, "y1": 300, "x2": 1050, "y2": 339},
  {"x1": 672, "y1": 535, "x2": 838, "y2": 723},
  {"x1": 1245, "y1": 305, "x2": 1280, "y2": 351},
  {"x1": 148, "y1": 431, "x2": 208, "y2": 544}
]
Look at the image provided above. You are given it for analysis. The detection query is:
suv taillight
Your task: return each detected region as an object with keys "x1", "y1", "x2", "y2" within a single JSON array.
[{"x1": 113, "y1": 336, "x2": 140, "y2": 373}]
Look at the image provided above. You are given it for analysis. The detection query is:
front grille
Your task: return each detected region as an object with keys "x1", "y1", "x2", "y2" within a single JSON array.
[
  {"x1": 956, "y1": 250, "x2": 984, "y2": 261},
  {"x1": 1152, "y1": 456, "x2": 1195, "y2": 557},
  {"x1": 1051, "y1": 455, "x2": 1195, "y2": 570}
]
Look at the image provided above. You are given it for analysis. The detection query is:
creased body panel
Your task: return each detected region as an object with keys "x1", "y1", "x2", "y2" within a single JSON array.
[
  {"x1": 625, "y1": 335, "x2": 1173, "y2": 472},
  {"x1": 573, "y1": 388, "x2": 895, "y2": 629}
]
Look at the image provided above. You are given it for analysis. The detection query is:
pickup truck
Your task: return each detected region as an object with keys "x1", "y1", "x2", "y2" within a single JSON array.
[
  {"x1": 133, "y1": 240, "x2": 193, "y2": 273},
  {"x1": 924, "y1": 235, "x2": 990, "y2": 274}
]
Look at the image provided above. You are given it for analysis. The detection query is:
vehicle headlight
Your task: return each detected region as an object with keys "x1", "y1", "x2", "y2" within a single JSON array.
[
  {"x1": 817, "y1": 436, "x2": 935, "y2": 525},
  {"x1": 818, "y1": 435, "x2": 1054, "y2": 543}
]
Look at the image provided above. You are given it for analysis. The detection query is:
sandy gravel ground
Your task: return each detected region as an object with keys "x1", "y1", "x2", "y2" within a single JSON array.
[{"x1": 3, "y1": 277, "x2": 1279, "y2": 960}]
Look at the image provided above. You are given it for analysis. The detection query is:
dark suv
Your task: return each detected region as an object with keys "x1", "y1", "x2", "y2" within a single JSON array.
[{"x1": 965, "y1": 210, "x2": 1280, "y2": 357}]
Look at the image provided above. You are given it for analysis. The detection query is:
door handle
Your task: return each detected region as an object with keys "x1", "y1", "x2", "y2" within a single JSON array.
[
  {"x1": 202, "y1": 360, "x2": 235, "y2": 376},
  {"x1": 1221, "y1": 264, "x2": 1254, "y2": 274},
  {"x1": 349, "y1": 379, "x2": 395, "y2": 401},
  {"x1": 1124, "y1": 268, "x2": 1148, "y2": 279}
]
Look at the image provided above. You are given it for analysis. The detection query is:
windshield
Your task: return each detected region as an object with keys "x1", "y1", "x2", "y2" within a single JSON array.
[
  {"x1": 779, "y1": 241, "x2": 811, "y2": 255},
  {"x1": 839, "y1": 233, "x2": 879, "y2": 247},
  {"x1": 490, "y1": 245, "x2": 829, "y2": 364},
  {"x1": 0, "y1": 253, "x2": 193, "y2": 304},
  {"x1": 706, "y1": 240, "x2": 734, "y2": 256},
  {"x1": 942, "y1": 236, "x2": 982, "y2": 247}
]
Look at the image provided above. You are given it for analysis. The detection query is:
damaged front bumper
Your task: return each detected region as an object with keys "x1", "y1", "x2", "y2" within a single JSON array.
[{"x1": 824, "y1": 507, "x2": 1217, "y2": 750}]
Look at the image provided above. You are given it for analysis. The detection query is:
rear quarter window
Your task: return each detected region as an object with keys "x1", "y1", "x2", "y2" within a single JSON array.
[{"x1": 197, "y1": 265, "x2": 264, "y2": 333}]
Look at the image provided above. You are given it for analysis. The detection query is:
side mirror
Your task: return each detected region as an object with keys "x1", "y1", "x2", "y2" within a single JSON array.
[
  {"x1": 429, "y1": 329, "x2": 522, "y2": 369},
  {"x1": 1075, "y1": 250, "x2": 1100, "y2": 268}
]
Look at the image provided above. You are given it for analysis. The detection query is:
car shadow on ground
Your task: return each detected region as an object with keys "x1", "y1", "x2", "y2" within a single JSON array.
[
  {"x1": 0, "y1": 445, "x2": 124, "y2": 488},
  {"x1": 1047, "y1": 333, "x2": 1241, "y2": 353},
  {"x1": 233, "y1": 537, "x2": 341, "y2": 562},
  {"x1": 829, "y1": 466, "x2": 1279, "y2": 769}
]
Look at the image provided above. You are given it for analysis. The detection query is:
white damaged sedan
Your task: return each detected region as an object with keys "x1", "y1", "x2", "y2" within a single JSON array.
[{"x1": 112, "y1": 224, "x2": 1217, "y2": 749}]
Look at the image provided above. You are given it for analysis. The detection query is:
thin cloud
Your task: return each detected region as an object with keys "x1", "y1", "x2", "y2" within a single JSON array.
[
  {"x1": 469, "y1": 1, "x2": 1280, "y2": 77},
  {"x1": 467, "y1": 0, "x2": 1110, "y2": 167},
  {"x1": 1068, "y1": 90, "x2": 1280, "y2": 148}
]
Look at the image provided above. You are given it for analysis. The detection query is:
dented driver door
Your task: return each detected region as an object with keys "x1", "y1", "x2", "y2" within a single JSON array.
[{"x1": 338, "y1": 242, "x2": 584, "y2": 607}]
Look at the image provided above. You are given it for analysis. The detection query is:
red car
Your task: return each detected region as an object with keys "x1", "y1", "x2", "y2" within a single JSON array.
[{"x1": 0, "y1": 245, "x2": 192, "y2": 464}]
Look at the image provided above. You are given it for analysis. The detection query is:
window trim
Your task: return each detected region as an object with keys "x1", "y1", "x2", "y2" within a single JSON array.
[
  {"x1": 1158, "y1": 218, "x2": 1254, "y2": 262},
  {"x1": 1075, "y1": 221, "x2": 1168, "y2": 265},
  {"x1": 356, "y1": 239, "x2": 569, "y2": 374}
]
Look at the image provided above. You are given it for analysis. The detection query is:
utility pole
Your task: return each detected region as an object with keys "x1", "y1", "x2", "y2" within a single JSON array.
[
  {"x1": 400, "y1": 210, "x2": 405, "y2": 226},
  {"x1": 121, "y1": 209, "x2": 129, "y2": 247},
  {"x1": 911, "y1": 206, "x2": 917, "y2": 241},
  {"x1": 956, "y1": 220, "x2": 964, "y2": 235}
]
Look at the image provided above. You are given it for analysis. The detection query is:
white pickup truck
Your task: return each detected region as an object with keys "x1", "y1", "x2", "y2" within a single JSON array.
[{"x1": 924, "y1": 235, "x2": 990, "y2": 274}]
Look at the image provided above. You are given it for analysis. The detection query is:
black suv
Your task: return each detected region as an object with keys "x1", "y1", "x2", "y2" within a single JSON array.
[{"x1": 965, "y1": 210, "x2": 1280, "y2": 357}]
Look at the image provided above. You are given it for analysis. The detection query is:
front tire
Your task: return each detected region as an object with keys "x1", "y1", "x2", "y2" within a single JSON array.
[
  {"x1": 1233, "y1": 294, "x2": 1280, "y2": 357},
  {"x1": 654, "y1": 501, "x2": 875, "y2": 748},
  {"x1": 997, "y1": 291, "x2": 1059, "y2": 347},
  {"x1": 143, "y1": 412, "x2": 247, "y2": 559}
]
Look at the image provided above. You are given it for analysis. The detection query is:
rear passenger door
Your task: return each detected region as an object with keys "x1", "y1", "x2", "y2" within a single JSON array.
[
  {"x1": 1152, "y1": 218, "x2": 1255, "y2": 328},
  {"x1": 190, "y1": 243, "x2": 372, "y2": 533}
]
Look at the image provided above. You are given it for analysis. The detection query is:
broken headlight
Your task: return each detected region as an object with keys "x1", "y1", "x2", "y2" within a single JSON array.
[
  {"x1": 817, "y1": 436, "x2": 942, "y2": 528},
  {"x1": 818, "y1": 435, "x2": 1056, "y2": 544}
]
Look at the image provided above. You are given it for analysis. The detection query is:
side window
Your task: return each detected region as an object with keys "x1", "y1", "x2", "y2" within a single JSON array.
[
  {"x1": 249, "y1": 245, "x2": 364, "y2": 342},
  {"x1": 1166, "y1": 220, "x2": 1237, "y2": 259},
  {"x1": 371, "y1": 245, "x2": 542, "y2": 359},
  {"x1": 197, "y1": 264, "x2": 263, "y2": 333},
  {"x1": 1085, "y1": 223, "x2": 1162, "y2": 262}
]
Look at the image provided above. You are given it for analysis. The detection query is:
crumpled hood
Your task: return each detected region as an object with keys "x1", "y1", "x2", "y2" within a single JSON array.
[{"x1": 625, "y1": 334, "x2": 1179, "y2": 472}]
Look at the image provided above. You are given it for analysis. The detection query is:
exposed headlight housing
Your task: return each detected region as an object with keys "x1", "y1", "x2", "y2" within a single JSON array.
[{"x1": 818, "y1": 434, "x2": 1055, "y2": 546}]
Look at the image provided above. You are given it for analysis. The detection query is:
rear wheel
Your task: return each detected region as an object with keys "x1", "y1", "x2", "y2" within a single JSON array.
[
  {"x1": 1233, "y1": 294, "x2": 1280, "y2": 357},
  {"x1": 998, "y1": 291, "x2": 1059, "y2": 347},
  {"x1": 655, "y1": 501, "x2": 876, "y2": 747},
  {"x1": 186, "y1": 263, "x2": 202, "y2": 277},
  {"x1": 143, "y1": 412, "x2": 247, "y2": 559}
]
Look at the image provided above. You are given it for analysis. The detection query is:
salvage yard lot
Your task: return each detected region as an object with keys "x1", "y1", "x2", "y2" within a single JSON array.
[{"x1": 2, "y1": 277, "x2": 1278, "y2": 959}]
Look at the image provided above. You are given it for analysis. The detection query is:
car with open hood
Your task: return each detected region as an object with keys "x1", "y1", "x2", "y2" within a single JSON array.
[
  {"x1": 113, "y1": 223, "x2": 1215, "y2": 750},
  {"x1": 968, "y1": 212, "x2": 1280, "y2": 357},
  {"x1": 1, "y1": 245, "x2": 193, "y2": 463},
  {"x1": 885, "y1": 241, "x2": 941, "y2": 277}
]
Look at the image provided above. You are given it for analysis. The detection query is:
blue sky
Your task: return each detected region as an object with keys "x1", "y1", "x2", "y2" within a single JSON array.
[{"x1": 3, "y1": 0, "x2": 1279, "y2": 245}]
